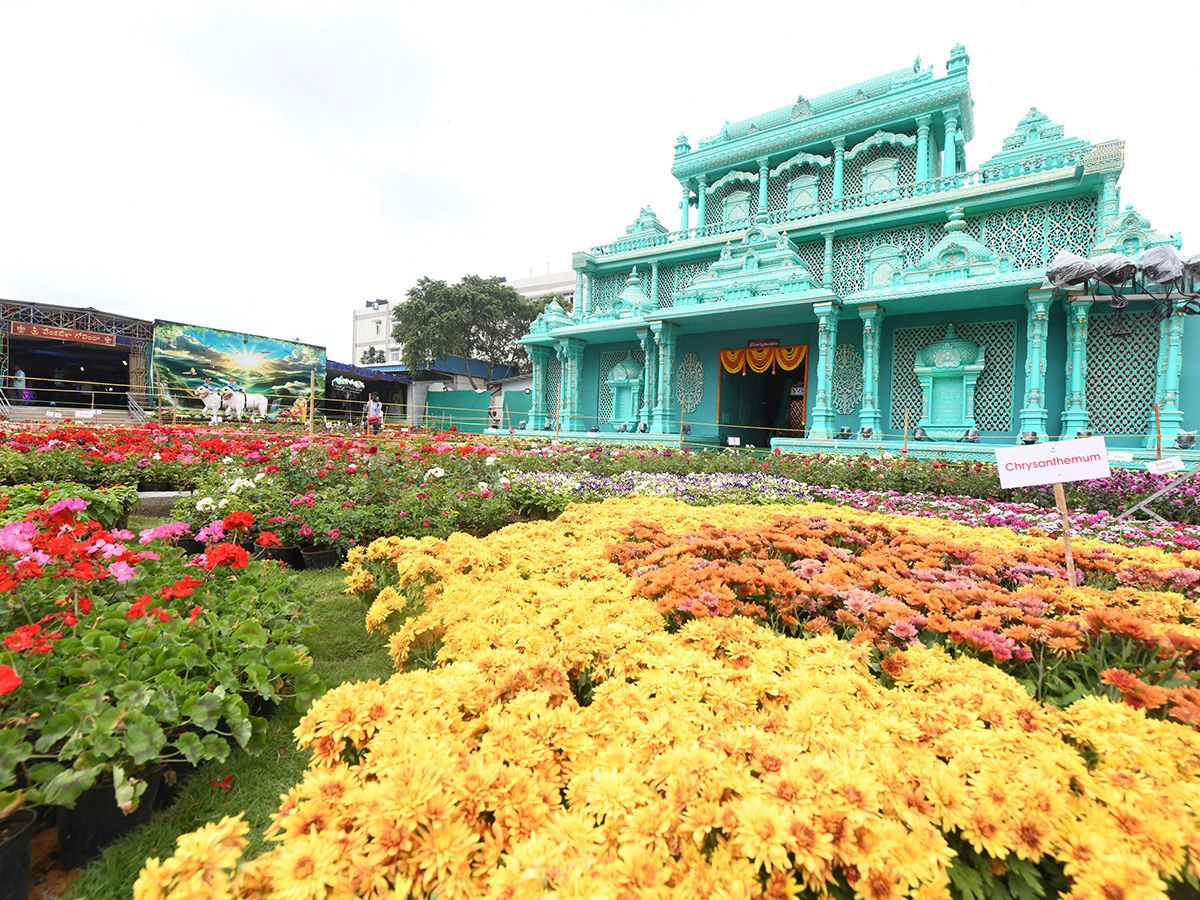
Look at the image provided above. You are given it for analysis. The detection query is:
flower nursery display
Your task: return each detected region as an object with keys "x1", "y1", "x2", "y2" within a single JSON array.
[
  {"x1": 137, "y1": 497, "x2": 1200, "y2": 900},
  {"x1": 0, "y1": 491, "x2": 323, "y2": 817}
]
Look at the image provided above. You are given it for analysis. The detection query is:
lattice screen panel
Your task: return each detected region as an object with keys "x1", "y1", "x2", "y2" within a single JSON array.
[
  {"x1": 795, "y1": 242, "x2": 824, "y2": 281},
  {"x1": 597, "y1": 346, "x2": 646, "y2": 423},
  {"x1": 705, "y1": 180, "x2": 759, "y2": 227},
  {"x1": 832, "y1": 224, "x2": 933, "y2": 295},
  {"x1": 844, "y1": 144, "x2": 910, "y2": 197},
  {"x1": 588, "y1": 273, "x2": 626, "y2": 316},
  {"x1": 658, "y1": 260, "x2": 710, "y2": 308},
  {"x1": 1085, "y1": 311, "x2": 1157, "y2": 438},
  {"x1": 544, "y1": 357, "x2": 560, "y2": 421},
  {"x1": 767, "y1": 172, "x2": 792, "y2": 215},
  {"x1": 979, "y1": 197, "x2": 1097, "y2": 270},
  {"x1": 890, "y1": 320, "x2": 1017, "y2": 433}
]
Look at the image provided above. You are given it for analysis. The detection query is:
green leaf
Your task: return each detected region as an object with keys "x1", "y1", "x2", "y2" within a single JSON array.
[
  {"x1": 34, "y1": 712, "x2": 80, "y2": 753},
  {"x1": 40, "y1": 765, "x2": 102, "y2": 808},
  {"x1": 181, "y1": 694, "x2": 222, "y2": 730},
  {"x1": 198, "y1": 733, "x2": 230, "y2": 764},
  {"x1": 174, "y1": 732, "x2": 204, "y2": 765},
  {"x1": 948, "y1": 860, "x2": 987, "y2": 900},
  {"x1": 292, "y1": 670, "x2": 324, "y2": 703},
  {"x1": 125, "y1": 716, "x2": 166, "y2": 766},
  {"x1": 0, "y1": 729, "x2": 33, "y2": 782},
  {"x1": 243, "y1": 717, "x2": 268, "y2": 755},
  {"x1": 232, "y1": 620, "x2": 268, "y2": 649}
]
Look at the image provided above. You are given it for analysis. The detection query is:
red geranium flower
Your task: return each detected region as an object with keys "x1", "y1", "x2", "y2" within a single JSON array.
[
  {"x1": 204, "y1": 543, "x2": 250, "y2": 571},
  {"x1": 222, "y1": 511, "x2": 254, "y2": 531},
  {"x1": 0, "y1": 664, "x2": 21, "y2": 695},
  {"x1": 256, "y1": 531, "x2": 282, "y2": 548}
]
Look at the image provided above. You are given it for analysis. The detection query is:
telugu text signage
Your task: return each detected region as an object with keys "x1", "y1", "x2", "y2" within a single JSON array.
[
  {"x1": 747, "y1": 339, "x2": 780, "y2": 349},
  {"x1": 995, "y1": 436, "x2": 1110, "y2": 489},
  {"x1": 10, "y1": 322, "x2": 116, "y2": 346}
]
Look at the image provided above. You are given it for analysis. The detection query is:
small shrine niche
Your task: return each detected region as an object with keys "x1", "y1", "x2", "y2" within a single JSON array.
[
  {"x1": 914, "y1": 324, "x2": 986, "y2": 438},
  {"x1": 605, "y1": 350, "x2": 644, "y2": 431}
]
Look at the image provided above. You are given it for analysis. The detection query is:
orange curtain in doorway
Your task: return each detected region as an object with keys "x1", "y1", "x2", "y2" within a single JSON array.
[{"x1": 719, "y1": 345, "x2": 807, "y2": 375}]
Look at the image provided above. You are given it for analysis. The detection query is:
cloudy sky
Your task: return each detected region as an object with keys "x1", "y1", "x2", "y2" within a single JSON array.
[{"x1": 0, "y1": 1, "x2": 1193, "y2": 362}]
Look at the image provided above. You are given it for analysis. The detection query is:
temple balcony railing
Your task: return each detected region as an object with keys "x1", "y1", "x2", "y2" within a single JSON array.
[{"x1": 588, "y1": 158, "x2": 1081, "y2": 259}]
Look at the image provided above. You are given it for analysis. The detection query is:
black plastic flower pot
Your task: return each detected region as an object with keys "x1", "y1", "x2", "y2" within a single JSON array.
[
  {"x1": 0, "y1": 809, "x2": 37, "y2": 900},
  {"x1": 55, "y1": 768, "x2": 163, "y2": 869}
]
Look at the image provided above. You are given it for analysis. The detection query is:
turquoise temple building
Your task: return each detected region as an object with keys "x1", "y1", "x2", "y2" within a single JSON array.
[{"x1": 518, "y1": 46, "x2": 1199, "y2": 457}]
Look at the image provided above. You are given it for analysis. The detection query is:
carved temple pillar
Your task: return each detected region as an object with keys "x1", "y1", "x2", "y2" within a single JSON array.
[
  {"x1": 1099, "y1": 173, "x2": 1119, "y2": 235},
  {"x1": 1019, "y1": 289, "x2": 1054, "y2": 441},
  {"x1": 915, "y1": 115, "x2": 932, "y2": 183},
  {"x1": 1061, "y1": 296, "x2": 1092, "y2": 436},
  {"x1": 757, "y1": 157, "x2": 770, "y2": 214},
  {"x1": 556, "y1": 338, "x2": 586, "y2": 432},
  {"x1": 526, "y1": 344, "x2": 553, "y2": 429},
  {"x1": 858, "y1": 305, "x2": 885, "y2": 438},
  {"x1": 638, "y1": 327, "x2": 655, "y2": 428},
  {"x1": 822, "y1": 231, "x2": 835, "y2": 290},
  {"x1": 650, "y1": 321, "x2": 680, "y2": 432},
  {"x1": 696, "y1": 176, "x2": 707, "y2": 230},
  {"x1": 575, "y1": 270, "x2": 585, "y2": 317},
  {"x1": 679, "y1": 184, "x2": 691, "y2": 232},
  {"x1": 941, "y1": 114, "x2": 958, "y2": 178},
  {"x1": 809, "y1": 300, "x2": 842, "y2": 439},
  {"x1": 1145, "y1": 298, "x2": 1186, "y2": 449},
  {"x1": 831, "y1": 138, "x2": 845, "y2": 200},
  {"x1": 650, "y1": 261, "x2": 659, "y2": 310}
]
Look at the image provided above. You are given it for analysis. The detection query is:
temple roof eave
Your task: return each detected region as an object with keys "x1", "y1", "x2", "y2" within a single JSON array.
[{"x1": 671, "y1": 77, "x2": 972, "y2": 182}]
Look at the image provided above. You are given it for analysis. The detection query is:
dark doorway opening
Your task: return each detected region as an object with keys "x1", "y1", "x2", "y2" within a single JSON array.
[
  {"x1": 718, "y1": 368, "x2": 807, "y2": 447},
  {"x1": 6, "y1": 338, "x2": 131, "y2": 409}
]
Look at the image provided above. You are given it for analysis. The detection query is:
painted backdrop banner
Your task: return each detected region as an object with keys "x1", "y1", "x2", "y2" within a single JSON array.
[{"x1": 152, "y1": 320, "x2": 326, "y2": 416}]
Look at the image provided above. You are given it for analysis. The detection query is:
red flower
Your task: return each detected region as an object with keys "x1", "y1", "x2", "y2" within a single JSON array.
[
  {"x1": 4, "y1": 624, "x2": 41, "y2": 651},
  {"x1": 255, "y1": 531, "x2": 282, "y2": 548},
  {"x1": 158, "y1": 575, "x2": 204, "y2": 600},
  {"x1": 0, "y1": 665, "x2": 21, "y2": 696},
  {"x1": 222, "y1": 511, "x2": 254, "y2": 531},
  {"x1": 125, "y1": 594, "x2": 154, "y2": 620},
  {"x1": 204, "y1": 543, "x2": 250, "y2": 571},
  {"x1": 188, "y1": 605, "x2": 203, "y2": 625},
  {"x1": 212, "y1": 774, "x2": 233, "y2": 793}
]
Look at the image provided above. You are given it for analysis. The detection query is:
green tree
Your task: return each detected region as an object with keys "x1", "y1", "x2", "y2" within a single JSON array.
[
  {"x1": 392, "y1": 275, "x2": 543, "y2": 388},
  {"x1": 359, "y1": 346, "x2": 384, "y2": 365}
]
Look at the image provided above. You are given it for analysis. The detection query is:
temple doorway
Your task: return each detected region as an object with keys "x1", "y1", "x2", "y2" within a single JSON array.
[{"x1": 716, "y1": 345, "x2": 808, "y2": 446}]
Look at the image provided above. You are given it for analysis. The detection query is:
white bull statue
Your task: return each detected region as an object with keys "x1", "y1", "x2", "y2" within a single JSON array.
[
  {"x1": 193, "y1": 386, "x2": 224, "y2": 426},
  {"x1": 221, "y1": 389, "x2": 269, "y2": 422}
]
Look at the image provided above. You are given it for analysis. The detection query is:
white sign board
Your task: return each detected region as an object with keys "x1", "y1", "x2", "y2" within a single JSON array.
[
  {"x1": 1108, "y1": 451, "x2": 1134, "y2": 462},
  {"x1": 726, "y1": 437, "x2": 741, "y2": 446},
  {"x1": 995, "y1": 436, "x2": 1110, "y2": 489},
  {"x1": 1146, "y1": 456, "x2": 1186, "y2": 475},
  {"x1": 73, "y1": 410, "x2": 94, "y2": 419}
]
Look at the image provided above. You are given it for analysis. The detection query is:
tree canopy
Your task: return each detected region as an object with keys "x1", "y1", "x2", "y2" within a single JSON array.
[{"x1": 392, "y1": 275, "x2": 544, "y2": 388}]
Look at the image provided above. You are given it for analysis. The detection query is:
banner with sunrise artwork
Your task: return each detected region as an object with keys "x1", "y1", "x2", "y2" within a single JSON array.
[{"x1": 151, "y1": 319, "x2": 326, "y2": 416}]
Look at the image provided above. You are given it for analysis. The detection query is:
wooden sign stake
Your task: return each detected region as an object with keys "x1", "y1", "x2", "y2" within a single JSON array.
[
  {"x1": 902, "y1": 408, "x2": 910, "y2": 452},
  {"x1": 1052, "y1": 481, "x2": 1077, "y2": 586},
  {"x1": 1154, "y1": 402, "x2": 1162, "y2": 460},
  {"x1": 308, "y1": 370, "x2": 315, "y2": 440}
]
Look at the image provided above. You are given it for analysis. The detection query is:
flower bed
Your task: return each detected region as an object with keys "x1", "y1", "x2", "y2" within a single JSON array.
[
  {"x1": 1, "y1": 423, "x2": 1198, "y2": 526},
  {"x1": 137, "y1": 498, "x2": 1200, "y2": 899},
  {"x1": 0, "y1": 495, "x2": 323, "y2": 814},
  {"x1": 507, "y1": 469, "x2": 1200, "y2": 552}
]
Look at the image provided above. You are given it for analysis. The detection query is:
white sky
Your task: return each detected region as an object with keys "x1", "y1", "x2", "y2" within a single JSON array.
[{"x1": 0, "y1": 0, "x2": 1194, "y2": 362}]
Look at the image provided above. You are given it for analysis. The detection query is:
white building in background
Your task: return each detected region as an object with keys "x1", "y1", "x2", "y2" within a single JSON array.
[
  {"x1": 351, "y1": 298, "x2": 400, "y2": 367},
  {"x1": 506, "y1": 271, "x2": 576, "y2": 310}
]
